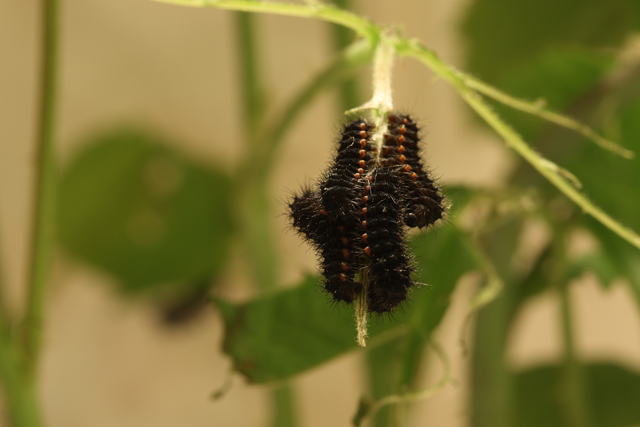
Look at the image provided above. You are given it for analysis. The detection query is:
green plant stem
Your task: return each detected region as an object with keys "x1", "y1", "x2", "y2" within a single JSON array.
[
  {"x1": 0, "y1": 236, "x2": 8, "y2": 325},
  {"x1": 156, "y1": 0, "x2": 640, "y2": 252},
  {"x1": 461, "y1": 74, "x2": 634, "y2": 159},
  {"x1": 0, "y1": 1, "x2": 58, "y2": 424},
  {"x1": 271, "y1": 384, "x2": 297, "y2": 427},
  {"x1": 559, "y1": 281, "x2": 592, "y2": 427},
  {"x1": 471, "y1": 283, "x2": 514, "y2": 427},
  {"x1": 155, "y1": 0, "x2": 379, "y2": 44},
  {"x1": 354, "y1": 340, "x2": 451, "y2": 427},
  {"x1": 470, "y1": 216, "x2": 523, "y2": 427},
  {"x1": 0, "y1": 330, "x2": 42, "y2": 427},
  {"x1": 349, "y1": 36, "x2": 396, "y2": 345},
  {"x1": 253, "y1": 39, "x2": 373, "y2": 184},
  {"x1": 23, "y1": 0, "x2": 59, "y2": 380},
  {"x1": 328, "y1": 0, "x2": 361, "y2": 111},
  {"x1": 233, "y1": 11, "x2": 297, "y2": 427},
  {"x1": 236, "y1": 12, "x2": 265, "y2": 144},
  {"x1": 396, "y1": 39, "x2": 640, "y2": 251},
  {"x1": 552, "y1": 231, "x2": 592, "y2": 427}
]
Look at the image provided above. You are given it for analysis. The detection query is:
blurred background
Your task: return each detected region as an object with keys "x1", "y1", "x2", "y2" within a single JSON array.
[{"x1": 1, "y1": 0, "x2": 640, "y2": 426}]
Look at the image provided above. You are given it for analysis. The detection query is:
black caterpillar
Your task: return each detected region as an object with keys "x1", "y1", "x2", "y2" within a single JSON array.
[{"x1": 288, "y1": 114, "x2": 446, "y2": 313}]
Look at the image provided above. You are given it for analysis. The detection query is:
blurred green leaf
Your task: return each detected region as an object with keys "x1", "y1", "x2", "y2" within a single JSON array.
[
  {"x1": 409, "y1": 226, "x2": 481, "y2": 335},
  {"x1": 495, "y1": 47, "x2": 612, "y2": 142},
  {"x1": 217, "y1": 226, "x2": 480, "y2": 383},
  {"x1": 515, "y1": 363, "x2": 640, "y2": 427},
  {"x1": 462, "y1": 0, "x2": 639, "y2": 84},
  {"x1": 217, "y1": 275, "x2": 368, "y2": 383},
  {"x1": 59, "y1": 128, "x2": 234, "y2": 294},
  {"x1": 568, "y1": 99, "x2": 640, "y2": 296},
  {"x1": 565, "y1": 250, "x2": 620, "y2": 289},
  {"x1": 472, "y1": 215, "x2": 524, "y2": 427},
  {"x1": 570, "y1": 100, "x2": 640, "y2": 231}
]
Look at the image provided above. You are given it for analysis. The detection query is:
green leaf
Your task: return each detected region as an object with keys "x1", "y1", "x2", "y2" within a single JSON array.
[
  {"x1": 565, "y1": 250, "x2": 620, "y2": 289},
  {"x1": 217, "y1": 275, "x2": 369, "y2": 383},
  {"x1": 409, "y1": 226, "x2": 480, "y2": 335},
  {"x1": 494, "y1": 47, "x2": 612, "y2": 143},
  {"x1": 462, "y1": 0, "x2": 639, "y2": 84},
  {"x1": 58, "y1": 128, "x2": 234, "y2": 294},
  {"x1": 515, "y1": 363, "x2": 640, "y2": 427},
  {"x1": 571, "y1": 101, "x2": 640, "y2": 231},
  {"x1": 568, "y1": 99, "x2": 640, "y2": 296},
  {"x1": 217, "y1": 226, "x2": 480, "y2": 383}
]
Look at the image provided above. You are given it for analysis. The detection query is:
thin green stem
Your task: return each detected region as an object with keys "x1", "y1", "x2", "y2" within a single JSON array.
[
  {"x1": 23, "y1": 0, "x2": 59, "y2": 379},
  {"x1": 462, "y1": 74, "x2": 634, "y2": 159},
  {"x1": 233, "y1": 11, "x2": 297, "y2": 427},
  {"x1": 0, "y1": 330, "x2": 42, "y2": 427},
  {"x1": 350, "y1": 37, "x2": 396, "y2": 345},
  {"x1": 355, "y1": 269, "x2": 368, "y2": 347},
  {"x1": 374, "y1": 340, "x2": 450, "y2": 407},
  {"x1": 157, "y1": 0, "x2": 640, "y2": 253},
  {"x1": 253, "y1": 39, "x2": 373, "y2": 183},
  {"x1": 551, "y1": 231, "x2": 592, "y2": 427},
  {"x1": 559, "y1": 281, "x2": 592, "y2": 427},
  {"x1": 0, "y1": 1, "x2": 57, "y2": 424},
  {"x1": 459, "y1": 240, "x2": 504, "y2": 355},
  {"x1": 235, "y1": 12, "x2": 265, "y2": 144},
  {"x1": 348, "y1": 34, "x2": 394, "y2": 117},
  {"x1": 154, "y1": 0, "x2": 379, "y2": 43},
  {"x1": 353, "y1": 340, "x2": 451, "y2": 427},
  {"x1": 271, "y1": 384, "x2": 298, "y2": 427},
  {"x1": 397, "y1": 39, "x2": 640, "y2": 251},
  {"x1": 328, "y1": 0, "x2": 361, "y2": 111},
  {"x1": 0, "y1": 230, "x2": 8, "y2": 325},
  {"x1": 471, "y1": 276, "x2": 514, "y2": 427}
]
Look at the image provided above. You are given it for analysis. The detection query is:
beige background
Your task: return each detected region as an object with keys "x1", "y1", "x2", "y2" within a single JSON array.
[{"x1": 1, "y1": 1, "x2": 640, "y2": 426}]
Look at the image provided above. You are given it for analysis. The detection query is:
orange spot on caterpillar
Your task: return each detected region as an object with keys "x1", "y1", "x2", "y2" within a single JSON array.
[
  {"x1": 362, "y1": 220, "x2": 367, "y2": 230},
  {"x1": 341, "y1": 262, "x2": 349, "y2": 272},
  {"x1": 354, "y1": 173, "x2": 361, "y2": 179},
  {"x1": 364, "y1": 247, "x2": 371, "y2": 257},
  {"x1": 399, "y1": 125, "x2": 406, "y2": 135},
  {"x1": 411, "y1": 172, "x2": 418, "y2": 180},
  {"x1": 359, "y1": 150, "x2": 366, "y2": 159},
  {"x1": 357, "y1": 168, "x2": 364, "y2": 174},
  {"x1": 340, "y1": 273, "x2": 347, "y2": 282},
  {"x1": 399, "y1": 155, "x2": 406, "y2": 163},
  {"x1": 362, "y1": 207, "x2": 367, "y2": 216},
  {"x1": 343, "y1": 249, "x2": 350, "y2": 260},
  {"x1": 403, "y1": 165, "x2": 412, "y2": 172},
  {"x1": 360, "y1": 123, "x2": 367, "y2": 130},
  {"x1": 398, "y1": 135, "x2": 405, "y2": 144},
  {"x1": 362, "y1": 233, "x2": 368, "y2": 243},
  {"x1": 398, "y1": 146, "x2": 405, "y2": 154},
  {"x1": 341, "y1": 237, "x2": 349, "y2": 245},
  {"x1": 360, "y1": 139, "x2": 367, "y2": 148},
  {"x1": 359, "y1": 160, "x2": 366, "y2": 168},
  {"x1": 320, "y1": 209, "x2": 329, "y2": 216},
  {"x1": 359, "y1": 131, "x2": 367, "y2": 138},
  {"x1": 363, "y1": 196, "x2": 369, "y2": 204}
]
